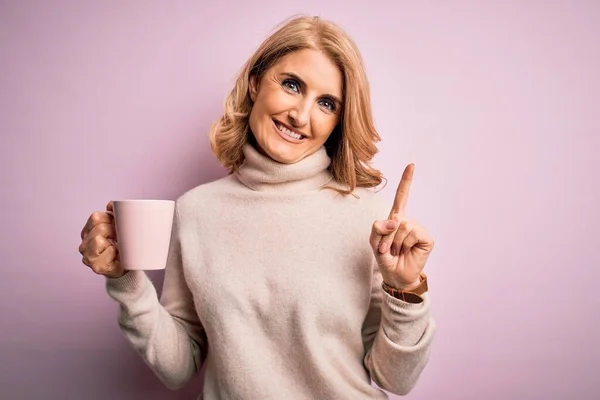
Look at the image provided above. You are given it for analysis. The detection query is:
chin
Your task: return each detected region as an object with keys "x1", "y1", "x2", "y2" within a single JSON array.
[
  {"x1": 264, "y1": 142, "x2": 305, "y2": 164},
  {"x1": 248, "y1": 133, "x2": 304, "y2": 164}
]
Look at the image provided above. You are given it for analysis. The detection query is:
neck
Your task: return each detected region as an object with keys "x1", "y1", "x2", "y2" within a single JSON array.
[{"x1": 234, "y1": 142, "x2": 333, "y2": 193}]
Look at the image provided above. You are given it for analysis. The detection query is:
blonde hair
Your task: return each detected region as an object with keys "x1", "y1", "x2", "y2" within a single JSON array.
[{"x1": 208, "y1": 15, "x2": 384, "y2": 194}]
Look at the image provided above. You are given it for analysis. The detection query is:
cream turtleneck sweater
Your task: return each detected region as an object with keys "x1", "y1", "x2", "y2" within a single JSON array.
[{"x1": 105, "y1": 143, "x2": 436, "y2": 399}]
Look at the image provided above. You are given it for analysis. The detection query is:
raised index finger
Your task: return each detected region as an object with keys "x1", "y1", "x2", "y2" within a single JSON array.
[{"x1": 390, "y1": 163, "x2": 415, "y2": 217}]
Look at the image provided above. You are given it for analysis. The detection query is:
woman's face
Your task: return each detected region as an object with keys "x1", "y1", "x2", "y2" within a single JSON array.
[{"x1": 248, "y1": 49, "x2": 343, "y2": 164}]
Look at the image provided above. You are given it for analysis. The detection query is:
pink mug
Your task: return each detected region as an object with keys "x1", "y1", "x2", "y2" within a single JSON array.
[{"x1": 112, "y1": 199, "x2": 175, "y2": 270}]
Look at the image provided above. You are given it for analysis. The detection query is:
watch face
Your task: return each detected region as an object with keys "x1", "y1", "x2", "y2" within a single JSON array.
[
  {"x1": 382, "y1": 282, "x2": 425, "y2": 303},
  {"x1": 402, "y1": 292, "x2": 424, "y2": 304},
  {"x1": 395, "y1": 292, "x2": 423, "y2": 303}
]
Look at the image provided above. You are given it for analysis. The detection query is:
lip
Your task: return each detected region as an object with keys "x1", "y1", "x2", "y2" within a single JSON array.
[{"x1": 272, "y1": 119, "x2": 307, "y2": 144}]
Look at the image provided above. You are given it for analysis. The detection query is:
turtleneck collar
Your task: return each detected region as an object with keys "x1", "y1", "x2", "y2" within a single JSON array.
[{"x1": 234, "y1": 143, "x2": 334, "y2": 192}]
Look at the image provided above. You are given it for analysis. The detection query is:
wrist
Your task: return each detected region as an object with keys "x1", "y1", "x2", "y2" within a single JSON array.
[
  {"x1": 381, "y1": 273, "x2": 428, "y2": 304},
  {"x1": 382, "y1": 277, "x2": 421, "y2": 291}
]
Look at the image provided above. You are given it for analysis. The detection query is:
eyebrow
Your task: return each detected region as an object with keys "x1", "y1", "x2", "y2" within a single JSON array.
[{"x1": 281, "y1": 72, "x2": 342, "y2": 105}]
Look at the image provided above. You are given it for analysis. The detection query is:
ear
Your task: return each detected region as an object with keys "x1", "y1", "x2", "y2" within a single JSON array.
[{"x1": 249, "y1": 74, "x2": 259, "y2": 102}]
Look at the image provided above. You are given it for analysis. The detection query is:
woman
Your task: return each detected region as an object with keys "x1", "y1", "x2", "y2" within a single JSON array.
[{"x1": 79, "y1": 15, "x2": 436, "y2": 399}]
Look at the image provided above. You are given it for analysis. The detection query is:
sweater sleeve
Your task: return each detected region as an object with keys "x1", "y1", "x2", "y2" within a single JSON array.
[
  {"x1": 104, "y1": 206, "x2": 208, "y2": 390},
  {"x1": 362, "y1": 259, "x2": 436, "y2": 396}
]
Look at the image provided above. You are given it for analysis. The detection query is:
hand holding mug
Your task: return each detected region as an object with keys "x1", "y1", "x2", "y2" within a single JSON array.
[
  {"x1": 79, "y1": 199, "x2": 175, "y2": 277},
  {"x1": 79, "y1": 201, "x2": 124, "y2": 278}
]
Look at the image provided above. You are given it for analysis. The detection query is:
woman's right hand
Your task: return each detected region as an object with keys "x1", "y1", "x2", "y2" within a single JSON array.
[{"x1": 79, "y1": 201, "x2": 125, "y2": 279}]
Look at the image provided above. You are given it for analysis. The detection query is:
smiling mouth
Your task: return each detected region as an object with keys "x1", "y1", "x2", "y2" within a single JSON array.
[{"x1": 273, "y1": 120, "x2": 306, "y2": 140}]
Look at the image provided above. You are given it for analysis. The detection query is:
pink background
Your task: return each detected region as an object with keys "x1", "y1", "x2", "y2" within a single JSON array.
[{"x1": 2, "y1": 1, "x2": 599, "y2": 399}]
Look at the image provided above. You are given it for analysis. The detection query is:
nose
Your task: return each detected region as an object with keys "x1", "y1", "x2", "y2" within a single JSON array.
[{"x1": 287, "y1": 99, "x2": 310, "y2": 129}]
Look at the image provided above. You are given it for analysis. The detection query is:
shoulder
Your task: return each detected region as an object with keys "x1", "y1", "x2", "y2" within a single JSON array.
[
  {"x1": 326, "y1": 185, "x2": 392, "y2": 222},
  {"x1": 173, "y1": 174, "x2": 239, "y2": 218},
  {"x1": 354, "y1": 187, "x2": 392, "y2": 220}
]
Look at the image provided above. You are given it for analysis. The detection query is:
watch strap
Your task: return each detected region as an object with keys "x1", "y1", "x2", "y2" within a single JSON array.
[{"x1": 382, "y1": 273, "x2": 428, "y2": 303}]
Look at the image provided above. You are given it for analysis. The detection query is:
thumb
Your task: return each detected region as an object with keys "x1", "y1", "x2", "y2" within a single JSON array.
[
  {"x1": 107, "y1": 237, "x2": 118, "y2": 250},
  {"x1": 106, "y1": 200, "x2": 114, "y2": 216}
]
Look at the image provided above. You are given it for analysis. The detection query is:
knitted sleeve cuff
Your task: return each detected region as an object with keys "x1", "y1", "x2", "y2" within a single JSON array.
[
  {"x1": 105, "y1": 270, "x2": 149, "y2": 298},
  {"x1": 380, "y1": 292, "x2": 431, "y2": 346}
]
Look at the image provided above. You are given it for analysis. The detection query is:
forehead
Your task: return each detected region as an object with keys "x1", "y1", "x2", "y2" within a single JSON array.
[{"x1": 271, "y1": 49, "x2": 343, "y2": 97}]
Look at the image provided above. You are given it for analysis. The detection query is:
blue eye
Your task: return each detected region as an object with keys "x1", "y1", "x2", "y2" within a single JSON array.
[
  {"x1": 282, "y1": 78, "x2": 337, "y2": 112},
  {"x1": 282, "y1": 79, "x2": 300, "y2": 93},
  {"x1": 319, "y1": 98, "x2": 336, "y2": 112}
]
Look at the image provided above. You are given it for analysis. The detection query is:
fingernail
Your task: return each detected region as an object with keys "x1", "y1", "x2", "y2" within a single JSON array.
[
  {"x1": 385, "y1": 220, "x2": 397, "y2": 229},
  {"x1": 390, "y1": 244, "x2": 397, "y2": 256},
  {"x1": 379, "y1": 241, "x2": 389, "y2": 253}
]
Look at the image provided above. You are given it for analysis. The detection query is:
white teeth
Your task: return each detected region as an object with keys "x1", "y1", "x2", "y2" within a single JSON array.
[{"x1": 276, "y1": 122, "x2": 303, "y2": 140}]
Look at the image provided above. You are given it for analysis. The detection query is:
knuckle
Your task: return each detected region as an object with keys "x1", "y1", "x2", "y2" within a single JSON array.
[
  {"x1": 90, "y1": 262, "x2": 106, "y2": 275},
  {"x1": 96, "y1": 223, "x2": 110, "y2": 237},
  {"x1": 372, "y1": 220, "x2": 382, "y2": 232},
  {"x1": 103, "y1": 223, "x2": 116, "y2": 237},
  {"x1": 372, "y1": 221, "x2": 384, "y2": 235},
  {"x1": 106, "y1": 260, "x2": 117, "y2": 273},
  {"x1": 85, "y1": 236, "x2": 104, "y2": 256},
  {"x1": 399, "y1": 220, "x2": 410, "y2": 232},
  {"x1": 105, "y1": 244, "x2": 116, "y2": 257},
  {"x1": 90, "y1": 212, "x2": 105, "y2": 224},
  {"x1": 92, "y1": 234, "x2": 105, "y2": 246}
]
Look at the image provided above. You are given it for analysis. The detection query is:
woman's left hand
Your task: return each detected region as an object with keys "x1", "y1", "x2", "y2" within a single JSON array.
[{"x1": 369, "y1": 164, "x2": 435, "y2": 290}]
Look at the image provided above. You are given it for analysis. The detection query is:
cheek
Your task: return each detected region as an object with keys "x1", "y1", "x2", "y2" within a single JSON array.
[
  {"x1": 257, "y1": 86, "x2": 287, "y2": 114},
  {"x1": 248, "y1": 105, "x2": 264, "y2": 138},
  {"x1": 249, "y1": 90, "x2": 272, "y2": 127},
  {"x1": 312, "y1": 114, "x2": 339, "y2": 141}
]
